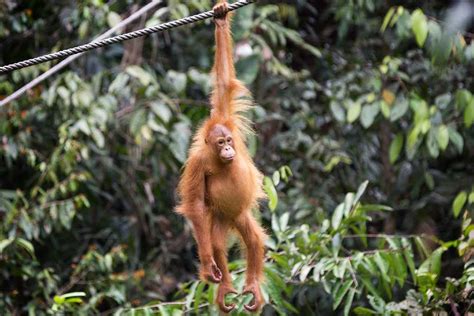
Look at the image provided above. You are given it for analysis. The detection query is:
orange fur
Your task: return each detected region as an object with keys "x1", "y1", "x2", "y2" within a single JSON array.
[{"x1": 175, "y1": 1, "x2": 267, "y2": 313}]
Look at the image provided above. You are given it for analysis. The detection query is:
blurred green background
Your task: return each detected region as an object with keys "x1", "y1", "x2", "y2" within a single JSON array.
[{"x1": 1, "y1": 0, "x2": 473, "y2": 315}]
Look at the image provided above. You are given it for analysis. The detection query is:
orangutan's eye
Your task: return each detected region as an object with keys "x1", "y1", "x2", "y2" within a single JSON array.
[{"x1": 218, "y1": 139, "x2": 225, "y2": 146}]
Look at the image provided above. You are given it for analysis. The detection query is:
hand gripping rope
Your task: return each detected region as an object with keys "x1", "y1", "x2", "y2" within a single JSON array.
[{"x1": 0, "y1": 0, "x2": 254, "y2": 74}]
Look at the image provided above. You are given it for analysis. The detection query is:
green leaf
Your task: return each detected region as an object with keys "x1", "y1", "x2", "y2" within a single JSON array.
[
  {"x1": 91, "y1": 127, "x2": 105, "y2": 148},
  {"x1": 380, "y1": 100, "x2": 390, "y2": 118},
  {"x1": 417, "y1": 247, "x2": 444, "y2": 275},
  {"x1": 150, "y1": 101, "x2": 172, "y2": 123},
  {"x1": 353, "y1": 180, "x2": 369, "y2": 209},
  {"x1": 263, "y1": 177, "x2": 278, "y2": 212},
  {"x1": 279, "y1": 212, "x2": 290, "y2": 231},
  {"x1": 331, "y1": 102, "x2": 346, "y2": 122},
  {"x1": 107, "y1": 11, "x2": 122, "y2": 28},
  {"x1": 453, "y1": 191, "x2": 467, "y2": 218},
  {"x1": 78, "y1": 21, "x2": 88, "y2": 39},
  {"x1": 432, "y1": 32, "x2": 452, "y2": 65},
  {"x1": 448, "y1": 127, "x2": 464, "y2": 153},
  {"x1": 332, "y1": 203, "x2": 344, "y2": 230},
  {"x1": 360, "y1": 103, "x2": 380, "y2": 128},
  {"x1": 464, "y1": 99, "x2": 474, "y2": 128},
  {"x1": 60, "y1": 292, "x2": 86, "y2": 299},
  {"x1": 425, "y1": 172, "x2": 435, "y2": 190},
  {"x1": 390, "y1": 97, "x2": 409, "y2": 121},
  {"x1": 0, "y1": 237, "x2": 14, "y2": 253},
  {"x1": 435, "y1": 93, "x2": 451, "y2": 109},
  {"x1": 381, "y1": 7, "x2": 396, "y2": 32},
  {"x1": 455, "y1": 89, "x2": 472, "y2": 110},
  {"x1": 185, "y1": 281, "x2": 198, "y2": 310},
  {"x1": 109, "y1": 73, "x2": 130, "y2": 93},
  {"x1": 389, "y1": 133, "x2": 404, "y2": 164},
  {"x1": 158, "y1": 305, "x2": 170, "y2": 316},
  {"x1": 193, "y1": 282, "x2": 205, "y2": 311},
  {"x1": 360, "y1": 275, "x2": 382, "y2": 299},
  {"x1": 411, "y1": 9, "x2": 428, "y2": 47},
  {"x1": 166, "y1": 70, "x2": 187, "y2": 94},
  {"x1": 16, "y1": 238, "x2": 35, "y2": 258},
  {"x1": 347, "y1": 101, "x2": 362, "y2": 123},
  {"x1": 299, "y1": 264, "x2": 312, "y2": 282},
  {"x1": 414, "y1": 236, "x2": 431, "y2": 259},
  {"x1": 148, "y1": 117, "x2": 167, "y2": 134},
  {"x1": 401, "y1": 238, "x2": 416, "y2": 284},
  {"x1": 357, "y1": 204, "x2": 393, "y2": 212},
  {"x1": 390, "y1": 249, "x2": 407, "y2": 287},
  {"x1": 54, "y1": 295, "x2": 65, "y2": 305},
  {"x1": 264, "y1": 268, "x2": 286, "y2": 309},
  {"x1": 65, "y1": 297, "x2": 83, "y2": 304},
  {"x1": 437, "y1": 125, "x2": 449, "y2": 151},
  {"x1": 343, "y1": 193, "x2": 355, "y2": 217},
  {"x1": 126, "y1": 66, "x2": 153, "y2": 86},
  {"x1": 170, "y1": 122, "x2": 191, "y2": 163},
  {"x1": 410, "y1": 98, "x2": 428, "y2": 123},
  {"x1": 130, "y1": 109, "x2": 147, "y2": 135},
  {"x1": 279, "y1": 165, "x2": 292, "y2": 182},
  {"x1": 426, "y1": 128, "x2": 439, "y2": 158},
  {"x1": 75, "y1": 89, "x2": 94, "y2": 107},
  {"x1": 272, "y1": 171, "x2": 280, "y2": 186},
  {"x1": 354, "y1": 307, "x2": 377, "y2": 315},
  {"x1": 333, "y1": 280, "x2": 353, "y2": 309},
  {"x1": 469, "y1": 191, "x2": 474, "y2": 204},
  {"x1": 343, "y1": 288, "x2": 356, "y2": 316},
  {"x1": 271, "y1": 214, "x2": 280, "y2": 232},
  {"x1": 374, "y1": 252, "x2": 389, "y2": 280}
]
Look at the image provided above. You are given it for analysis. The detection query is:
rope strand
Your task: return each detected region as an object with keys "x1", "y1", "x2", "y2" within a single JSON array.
[{"x1": 0, "y1": 0, "x2": 254, "y2": 74}]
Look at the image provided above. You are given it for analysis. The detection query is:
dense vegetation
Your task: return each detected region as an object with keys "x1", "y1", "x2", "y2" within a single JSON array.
[{"x1": 1, "y1": 0, "x2": 473, "y2": 315}]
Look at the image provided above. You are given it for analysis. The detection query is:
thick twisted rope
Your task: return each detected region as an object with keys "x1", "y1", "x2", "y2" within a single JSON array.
[{"x1": 0, "y1": 0, "x2": 253, "y2": 74}]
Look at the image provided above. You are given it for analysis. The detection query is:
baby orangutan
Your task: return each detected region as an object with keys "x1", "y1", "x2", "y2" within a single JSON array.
[{"x1": 176, "y1": 0, "x2": 267, "y2": 313}]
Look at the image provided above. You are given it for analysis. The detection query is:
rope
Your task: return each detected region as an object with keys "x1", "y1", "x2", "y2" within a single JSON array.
[
  {"x1": 0, "y1": 0, "x2": 163, "y2": 108},
  {"x1": 0, "y1": 0, "x2": 254, "y2": 74}
]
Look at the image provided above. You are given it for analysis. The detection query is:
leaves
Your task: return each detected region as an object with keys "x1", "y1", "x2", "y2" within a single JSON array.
[
  {"x1": 107, "y1": 12, "x2": 122, "y2": 28},
  {"x1": 2, "y1": 2, "x2": 474, "y2": 315},
  {"x1": 0, "y1": 238, "x2": 14, "y2": 253},
  {"x1": 411, "y1": 9, "x2": 428, "y2": 47},
  {"x1": 389, "y1": 133, "x2": 404, "y2": 164},
  {"x1": 347, "y1": 101, "x2": 362, "y2": 123},
  {"x1": 166, "y1": 70, "x2": 187, "y2": 94},
  {"x1": 353, "y1": 180, "x2": 369, "y2": 206},
  {"x1": 126, "y1": 66, "x2": 153, "y2": 86},
  {"x1": 448, "y1": 127, "x2": 464, "y2": 153},
  {"x1": 360, "y1": 103, "x2": 380, "y2": 128},
  {"x1": 416, "y1": 248, "x2": 445, "y2": 288},
  {"x1": 464, "y1": 99, "x2": 474, "y2": 128},
  {"x1": 263, "y1": 176, "x2": 278, "y2": 212},
  {"x1": 426, "y1": 128, "x2": 439, "y2": 158},
  {"x1": 333, "y1": 280, "x2": 353, "y2": 310},
  {"x1": 381, "y1": 7, "x2": 396, "y2": 32},
  {"x1": 382, "y1": 89, "x2": 395, "y2": 106},
  {"x1": 452, "y1": 191, "x2": 467, "y2": 218},
  {"x1": 380, "y1": 100, "x2": 391, "y2": 118},
  {"x1": 436, "y1": 125, "x2": 449, "y2": 151},
  {"x1": 331, "y1": 101, "x2": 346, "y2": 122},
  {"x1": 455, "y1": 89, "x2": 472, "y2": 110},
  {"x1": 331, "y1": 203, "x2": 344, "y2": 230},
  {"x1": 390, "y1": 97, "x2": 409, "y2": 121},
  {"x1": 170, "y1": 122, "x2": 191, "y2": 163}
]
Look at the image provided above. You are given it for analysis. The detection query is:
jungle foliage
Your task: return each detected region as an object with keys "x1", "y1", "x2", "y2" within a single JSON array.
[{"x1": 0, "y1": 0, "x2": 473, "y2": 315}]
